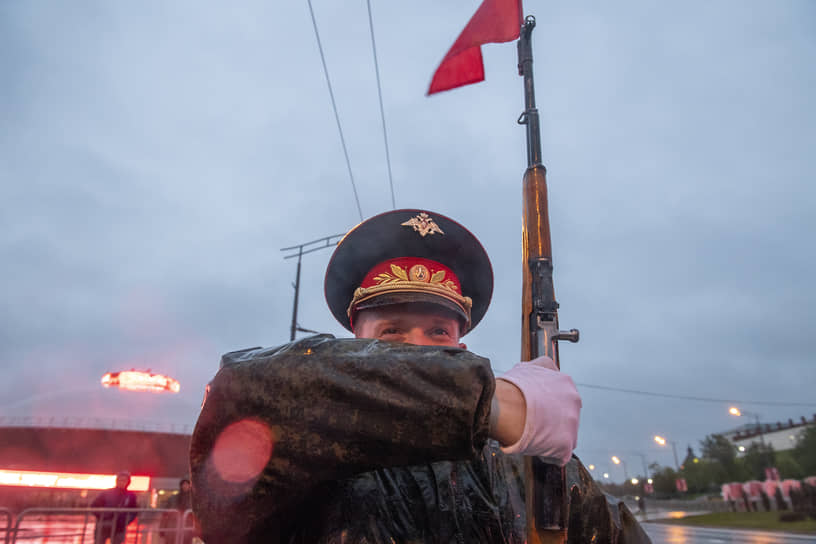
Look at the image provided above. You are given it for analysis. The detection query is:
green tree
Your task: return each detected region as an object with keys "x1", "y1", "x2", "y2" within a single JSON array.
[
  {"x1": 701, "y1": 434, "x2": 734, "y2": 465},
  {"x1": 740, "y1": 442, "x2": 776, "y2": 480},
  {"x1": 792, "y1": 425, "x2": 816, "y2": 475},
  {"x1": 775, "y1": 450, "x2": 805, "y2": 479},
  {"x1": 682, "y1": 458, "x2": 727, "y2": 493},
  {"x1": 700, "y1": 433, "x2": 744, "y2": 481},
  {"x1": 650, "y1": 464, "x2": 678, "y2": 497}
]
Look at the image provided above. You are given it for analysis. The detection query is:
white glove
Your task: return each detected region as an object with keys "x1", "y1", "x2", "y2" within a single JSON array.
[{"x1": 496, "y1": 355, "x2": 581, "y2": 466}]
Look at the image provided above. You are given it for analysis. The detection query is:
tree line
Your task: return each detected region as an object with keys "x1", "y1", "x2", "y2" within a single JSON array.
[{"x1": 601, "y1": 426, "x2": 816, "y2": 498}]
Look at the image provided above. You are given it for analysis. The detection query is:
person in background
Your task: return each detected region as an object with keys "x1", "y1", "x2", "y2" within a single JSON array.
[
  {"x1": 90, "y1": 471, "x2": 138, "y2": 544},
  {"x1": 160, "y1": 478, "x2": 194, "y2": 544}
]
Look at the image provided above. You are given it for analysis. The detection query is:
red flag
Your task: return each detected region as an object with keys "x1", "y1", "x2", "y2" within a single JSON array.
[{"x1": 427, "y1": 0, "x2": 522, "y2": 95}]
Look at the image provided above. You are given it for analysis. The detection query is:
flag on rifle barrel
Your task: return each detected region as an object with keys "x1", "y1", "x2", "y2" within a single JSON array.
[{"x1": 427, "y1": 0, "x2": 522, "y2": 95}]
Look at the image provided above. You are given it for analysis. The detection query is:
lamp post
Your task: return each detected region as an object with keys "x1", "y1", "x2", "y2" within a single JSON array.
[
  {"x1": 729, "y1": 406, "x2": 770, "y2": 471},
  {"x1": 611, "y1": 456, "x2": 629, "y2": 481},
  {"x1": 634, "y1": 453, "x2": 650, "y2": 480},
  {"x1": 728, "y1": 407, "x2": 766, "y2": 447},
  {"x1": 654, "y1": 435, "x2": 680, "y2": 471}
]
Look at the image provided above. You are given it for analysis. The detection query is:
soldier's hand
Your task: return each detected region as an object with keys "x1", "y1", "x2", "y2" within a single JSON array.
[{"x1": 492, "y1": 356, "x2": 581, "y2": 465}]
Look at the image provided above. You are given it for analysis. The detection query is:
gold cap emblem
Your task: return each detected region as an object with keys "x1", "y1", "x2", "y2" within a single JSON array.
[{"x1": 401, "y1": 212, "x2": 444, "y2": 237}]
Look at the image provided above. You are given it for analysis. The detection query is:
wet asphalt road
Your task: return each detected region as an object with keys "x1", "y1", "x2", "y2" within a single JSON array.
[{"x1": 643, "y1": 523, "x2": 816, "y2": 543}]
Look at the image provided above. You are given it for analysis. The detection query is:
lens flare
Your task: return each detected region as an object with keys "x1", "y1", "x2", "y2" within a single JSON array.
[{"x1": 212, "y1": 419, "x2": 274, "y2": 483}]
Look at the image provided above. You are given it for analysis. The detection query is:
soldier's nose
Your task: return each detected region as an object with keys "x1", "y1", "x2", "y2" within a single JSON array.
[{"x1": 404, "y1": 329, "x2": 431, "y2": 346}]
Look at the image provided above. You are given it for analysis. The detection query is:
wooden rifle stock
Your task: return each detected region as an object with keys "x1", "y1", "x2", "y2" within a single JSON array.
[
  {"x1": 518, "y1": 15, "x2": 578, "y2": 544},
  {"x1": 521, "y1": 164, "x2": 567, "y2": 544}
]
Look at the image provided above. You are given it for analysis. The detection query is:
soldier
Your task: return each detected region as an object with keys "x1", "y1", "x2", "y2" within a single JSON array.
[{"x1": 191, "y1": 209, "x2": 647, "y2": 543}]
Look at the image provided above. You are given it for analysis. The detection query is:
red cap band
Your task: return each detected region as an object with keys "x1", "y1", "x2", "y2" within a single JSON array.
[{"x1": 348, "y1": 257, "x2": 472, "y2": 328}]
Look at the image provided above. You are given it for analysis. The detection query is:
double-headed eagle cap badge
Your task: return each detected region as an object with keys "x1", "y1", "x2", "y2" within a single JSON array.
[{"x1": 401, "y1": 212, "x2": 444, "y2": 237}]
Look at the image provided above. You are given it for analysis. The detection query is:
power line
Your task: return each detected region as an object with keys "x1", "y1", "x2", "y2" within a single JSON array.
[
  {"x1": 365, "y1": 0, "x2": 396, "y2": 209},
  {"x1": 575, "y1": 382, "x2": 816, "y2": 408},
  {"x1": 306, "y1": 0, "x2": 364, "y2": 222}
]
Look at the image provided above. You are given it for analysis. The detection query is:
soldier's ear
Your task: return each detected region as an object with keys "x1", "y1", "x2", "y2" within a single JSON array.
[{"x1": 458, "y1": 342, "x2": 467, "y2": 350}]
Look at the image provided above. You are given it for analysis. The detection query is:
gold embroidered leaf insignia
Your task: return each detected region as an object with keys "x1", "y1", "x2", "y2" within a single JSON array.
[
  {"x1": 374, "y1": 273, "x2": 395, "y2": 284},
  {"x1": 391, "y1": 264, "x2": 409, "y2": 281}
]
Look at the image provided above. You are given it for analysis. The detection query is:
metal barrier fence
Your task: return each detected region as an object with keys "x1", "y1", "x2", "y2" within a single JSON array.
[
  {"x1": 0, "y1": 416, "x2": 194, "y2": 435},
  {"x1": 1, "y1": 508, "x2": 12, "y2": 544},
  {"x1": 7, "y1": 507, "x2": 195, "y2": 544},
  {"x1": 179, "y1": 511, "x2": 195, "y2": 544}
]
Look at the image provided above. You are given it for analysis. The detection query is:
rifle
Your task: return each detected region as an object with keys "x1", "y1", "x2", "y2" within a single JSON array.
[{"x1": 517, "y1": 15, "x2": 580, "y2": 544}]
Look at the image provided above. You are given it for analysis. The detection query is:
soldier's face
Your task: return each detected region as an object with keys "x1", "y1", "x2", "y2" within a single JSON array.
[
  {"x1": 353, "y1": 303, "x2": 467, "y2": 349},
  {"x1": 115, "y1": 475, "x2": 130, "y2": 489}
]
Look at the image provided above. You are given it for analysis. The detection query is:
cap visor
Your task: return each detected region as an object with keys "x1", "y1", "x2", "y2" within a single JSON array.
[{"x1": 352, "y1": 292, "x2": 470, "y2": 330}]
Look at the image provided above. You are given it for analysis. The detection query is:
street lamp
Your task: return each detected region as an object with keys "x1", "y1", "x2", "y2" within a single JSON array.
[
  {"x1": 654, "y1": 435, "x2": 680, "y2": 471},
  {"x1": 729, "y1": 406, "x2": 770, "y2": 471},
  {"x1": 611, "y1": 456, "x2": 629, "y2": 481},
  {"x1": 728, "y1": 407, "x2": 766, "y2": 447}
]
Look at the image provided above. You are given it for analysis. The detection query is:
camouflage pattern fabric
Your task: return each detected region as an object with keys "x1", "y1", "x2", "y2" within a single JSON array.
[{"x1": 190, "y1": 335, "x2": 650, "y2": 543}]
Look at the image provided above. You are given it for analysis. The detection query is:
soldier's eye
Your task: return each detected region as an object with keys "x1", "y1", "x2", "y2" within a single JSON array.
[
  {"x1": 431, "y1": 328, "x2": 450, "y2": 336},
  {"x1": 380, "y1": 327, "x2": 400, "y2": 336}
]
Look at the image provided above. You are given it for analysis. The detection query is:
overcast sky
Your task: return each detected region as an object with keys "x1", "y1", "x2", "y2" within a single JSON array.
[{"x1": 2, "y1": 1, "x2": 815, "y2": 481}]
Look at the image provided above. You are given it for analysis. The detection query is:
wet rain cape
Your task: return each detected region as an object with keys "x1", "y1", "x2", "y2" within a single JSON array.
[{"x1": 190, "y1": 335, "x2": 650, "y2": 543}]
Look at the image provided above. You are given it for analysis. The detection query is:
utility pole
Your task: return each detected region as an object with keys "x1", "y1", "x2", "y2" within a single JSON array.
[
  {"x1": 670, "y1": 441, "x2": 679, "y2": 471},
  {"x1": 654, "y1": 435, "x2": 680, "y2": 471},
  {"x1": 611, "y1": 456, "x2": 629, "y2": 482},
  {"x1": 634, "y1": 453, "x2": 650, "y2": 480},
  {"x1": 729, "y1": 407, "x2": 769, "y2": 471},
  {"x1": 281, "y1": 234, "x2": 345, "y2": 341}
]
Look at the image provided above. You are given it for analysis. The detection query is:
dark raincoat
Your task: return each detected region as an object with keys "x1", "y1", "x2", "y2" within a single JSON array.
[
  {"x1": 90, "y1": 487, "x2": 138, "y2": 544},
  {"x1": 191, "y1": 335, "x2": 649, "y2": 543}
]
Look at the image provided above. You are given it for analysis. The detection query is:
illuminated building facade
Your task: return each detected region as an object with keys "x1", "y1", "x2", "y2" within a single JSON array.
[{"x1": 0, "y1": 423, "x2": 191, "y2": 511}]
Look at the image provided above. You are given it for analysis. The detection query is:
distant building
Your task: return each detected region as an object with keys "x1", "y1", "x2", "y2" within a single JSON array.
[
  {"x1": 0, "y1": 418, "x2": 191, "y2": 512},
  {"x1": 1, "y1": 371, "x2": 199, "y2": 511},
  {"x1": 721, "y1": 414, "x2": 815, "y2": 455}
]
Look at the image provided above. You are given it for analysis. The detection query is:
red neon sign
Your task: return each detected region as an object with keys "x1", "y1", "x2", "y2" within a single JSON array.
[
  {"x1": 101, "y1": 370, "x2": 180, "y2": 393},
  {"x1": 0, "y1": 470, "x2": 151, "y2": 491}
]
